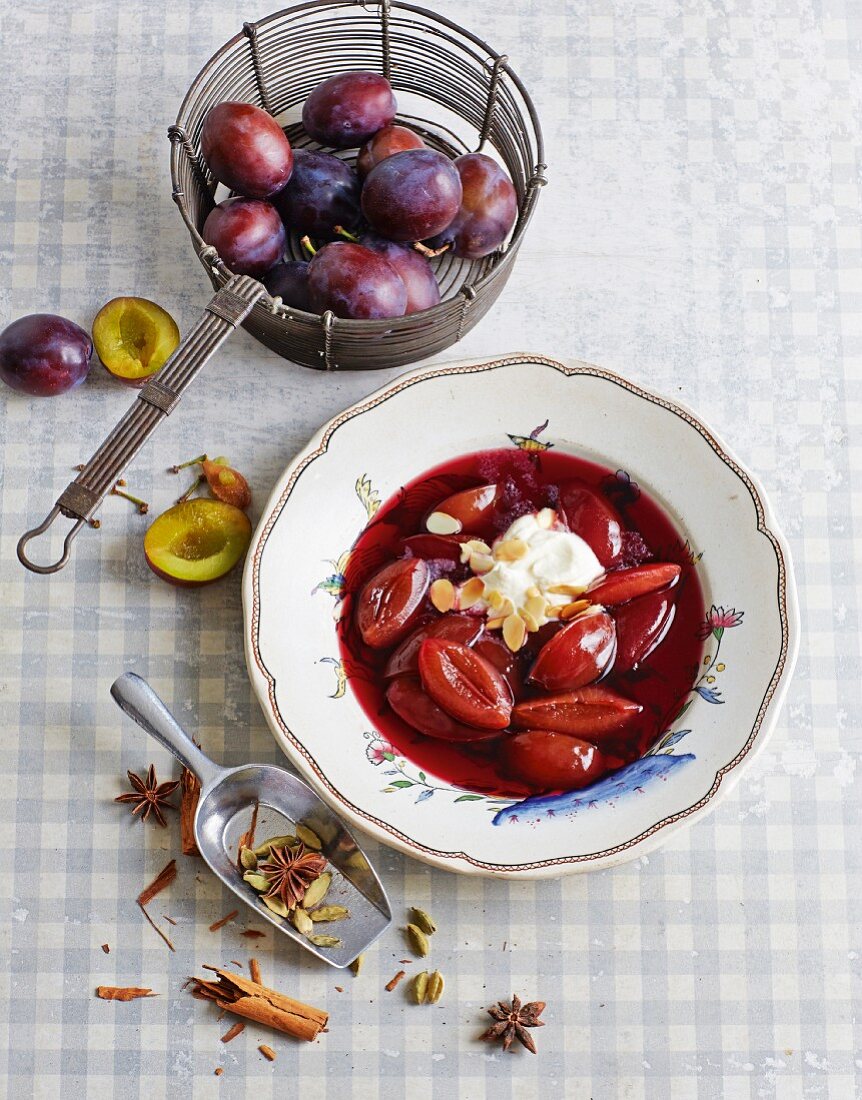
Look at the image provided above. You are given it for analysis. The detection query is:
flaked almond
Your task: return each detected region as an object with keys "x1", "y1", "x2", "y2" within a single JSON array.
[
  {"x1": 487, "y1": 589, "x2": 504, "y2": 611},
  {"x1": 560, "y1": 599, "x2": 591, "y2": 621},
  {"x1": 524, "y1": 594, "x2": 547, "y2": 623},
  {"x1": 469, "y1": 552, "x2": 495, "y2": 575},
  {"x1": 536, "y1": 507, "x2": 557, "y2": 529},
  {"x1": 547, "y1": 583, "x2": 587, "y2": 596},
  {"x1": 546, "y1": 605, "x2": 563, "y2": 619},
  {"x1": 430, "y1": 578, "x2": 456, "y2": 613},
  {"x1": 458, "y1": 576, "x2": 486, "y2": 610},
  {"x1": 494, "y1": 538, "x2": 528, "y2": 562},
  {"x1": 459, "y1": 539, "x2": 491, "y2": 564},
  {"x1": 486, "y1": 615, "x2": 506, "y2": 630},
  {"x1": 519, "y1": 607, "x2": 540, "y2": 633},
  {"x1": 426, "y1": 511, "x2": 462, "y2": 536},
  {"x1": 502, "y1": 612, "x2": 527, "y2": 652},
  {"x1": 526, "y1": 585, "x2": 541, "y2": 599}
]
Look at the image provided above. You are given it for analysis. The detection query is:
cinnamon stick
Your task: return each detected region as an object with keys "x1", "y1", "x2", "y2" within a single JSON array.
[
  {"x1": 209, "y1": 910, "x2": 238, "y2": 933},
  {"x1": 221, "y1": 1021, "x2": 245, "y2": 1044},
  {"x1": 259, "y1": 1044, "x2": 276, "y2": 1061},
  {"x1": 385, "y1": 970, "x2": 406, "y2": 992},
  {"x1": 189, "y1": 967, "x2": 328, "y2": 1043},
  {"x1": 249, "y1": 958, "x2": 262, "y2": 985},
  {"x1": 97, "y1": 986, "x2": 156, "y2": 1001},
  {"x1": 137, "y1": 859, "x2": 177, "y2": 906},
  {"x1": 236, "y1": 800, "x2": 259, "y2": 871},
  {"x1": 180, "y1": 765, "x2": 201, "y2": 857},
  {"x1": 241, "y1": 930, "x2": 265, "y2": 940}
]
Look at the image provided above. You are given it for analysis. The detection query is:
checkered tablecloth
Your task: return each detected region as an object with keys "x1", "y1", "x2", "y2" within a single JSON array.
[{"x1": 0, "y1": 1, "x2": 859, "y2": 1096}]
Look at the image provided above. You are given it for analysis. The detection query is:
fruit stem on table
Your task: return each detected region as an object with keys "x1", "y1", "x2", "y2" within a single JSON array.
[
  {"x1": 168, "y1": 454, "x2": 207, "y2": 474},
  {"x1": 175, "y1": 474, "x2": 205, "y2": 504}
]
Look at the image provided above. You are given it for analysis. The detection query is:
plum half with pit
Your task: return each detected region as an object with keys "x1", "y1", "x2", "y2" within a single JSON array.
[
  {"x1": 0, "y1": 313, "x2": 92, "y2": 396},
  {"x1": 202, "y1": 197, "x2": 285, "y2": 277},
  {"x1": 92, "y1": 297, "x2": 180, "y2": 385},
  {"x1": 144, "y1": 498, "x2": 251, "y2": 587},
  {"x1": 201, "y1": 101, "x2": 294, "y2": 199}
]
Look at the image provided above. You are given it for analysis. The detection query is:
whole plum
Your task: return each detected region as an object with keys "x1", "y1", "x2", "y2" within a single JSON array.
[
  {"x1": 0, "y1": 314, "x2": 92, "y2": 396},
  {"x1": 302, "y1": 71, "x2": 396, "y2": 148},
  {"x1": 201, "y1": 102, "x2": 294, "y2": 199},
  {"x1": 360, "y1": 232, "x2": 440, "y2": 314},
  {"x1": 427, "y1": 153, "x2": 517, "y2": 258},
  {"x1": 357, "y1": 124, "x2": 425, "y2": 179},
  {"x1": 263, "y1": 260, "x2": 311, "y2": 311},
  {"x1": 202, "y1": 197, "x2": 285, "y2": 277},
  {"x1": 274, "y1": 150, "x2": 360, "y2": 238},
  {"x1": 361, "y1": 149, "x2": 462, "y2": 242},
  {"x1": 307, "y1": 242, "x2": 407, "y2": 320}
]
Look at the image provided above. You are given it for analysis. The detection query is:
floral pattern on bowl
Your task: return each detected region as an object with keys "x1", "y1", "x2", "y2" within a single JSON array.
[{"x1": 243, "y1": 356, "x2": 799, "y2": 877}]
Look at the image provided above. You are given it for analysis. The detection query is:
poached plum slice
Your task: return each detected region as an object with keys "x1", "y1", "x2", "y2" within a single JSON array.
[
  {"x1": 502, "y1": 730, "x2": 610, "y2": 792},
  {"x1": 426, "y1": 483, "x2": 498, "y2": 536},
  {"x1": 400, "y1": 533, "x2": 471, "y2": 562},
  {"x1": 386, "y1": 676, "x2": 500, "y2": 743},
  {"x1": 473, "y1": 631, "x2": 527, "y2": 701},
  {"x1": 612, "y1": 590, "x2": 677, "y2": 672},
  {"x1": 302, "y1": 71, "x2": 396, "y2": 148},
  {"x1": 587, "y1": 563, "x2": 681, "y2": 606},
  {"x1": 418, "y1": 639, "x2": 512, "y2": 731},
  {"x1": 558, "y1": 479, "x2": 624, "y2": 568},
  {"x1": 201, "y1": 101, "x2": 294, "y2": 199},
  {"x1": 384, "y1": 614, "x2": 483, "y2": 679},
  {"x1": 512, "y1": 685, "x2": 642, "y2": 742},
  {"x1": 356, "y1": 557, "x2": 430, "y2": 649},
  {"x1": 528, "y1": 609, "x2": 617, "y2": 692}
]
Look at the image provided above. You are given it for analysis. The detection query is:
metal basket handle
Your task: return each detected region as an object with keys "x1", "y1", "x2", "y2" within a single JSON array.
[{"x1": 17, "y1": 274, "x2": 266, "y2": 574}]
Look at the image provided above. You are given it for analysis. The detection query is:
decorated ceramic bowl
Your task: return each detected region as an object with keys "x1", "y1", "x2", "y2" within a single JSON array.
[{"x1": 242, "y1": 356, "x2": 799, "y2": 878}]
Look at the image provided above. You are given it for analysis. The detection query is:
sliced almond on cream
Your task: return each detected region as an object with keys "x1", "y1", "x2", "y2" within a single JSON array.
[
  {"x1": 519, "y1": 607, "x2": 540, "y2": 633},
  {"x1": 469, "y1": 552, "x2": 495, "y2": 575},
  {"x1": 494, "y1": 537, "x2": 528, "y2": 562},
  {"x1": 502, "y1": 612, "x2": 527, "y2": 652},
  {"x1": 525, "y1": 585, "x2": 541, "y2": 600},
  {"x1": 459, "y1": 538, "x2": 491, "y2": 564},
  {"x1": 560, "y1": 598, "x2": 591, "y2": 620},
  {"x1": 547, "y1": 583, "x2": 587, "y2": 596},
  {"x1": 429, "y1": 578, "x2": 456, "y2": 612},
  {"x1": 536, "y1": 507, "x2": 557, "y2": 529},
  {"x1": 426, "y1": 511, "x2": 462, "y2": 536},
  {"x1": 486, "y1": 615, "x2": 506, "y2": 630},
  {"x1": 524, "y1": 594, "x2": 547, "y2": 623},
  {"x1": 458, "y1": 576, "x2": 485, "y2": 610}
]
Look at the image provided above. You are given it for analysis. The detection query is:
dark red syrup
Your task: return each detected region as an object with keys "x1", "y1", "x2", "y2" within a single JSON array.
[{"x1": 338, "y1": 448, "x2": 704, "y2": 798}]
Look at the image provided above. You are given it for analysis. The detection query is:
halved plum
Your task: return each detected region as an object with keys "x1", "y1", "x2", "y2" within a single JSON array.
[
  {"x1": 426, "y1": 484, "x2": 499, "y2": 536},
  {"x1": 612, "y1": 590, "x2": 676, "y2": 672},
  {"x1": 587, "y1": 563, "x2": 681, "y2": 606},
  {"x1": 512, "y1": 685, "x2": 642, "y2": 741},
  {"x1": 502, "y1": 730, "x2": 609, "y2": 791},
  {"x1": 418, "y1": 639, "x2": 512, "y2": 731},
  {"x1": 143, "y1": 499, "x2": 251, "y2": 587},
  {"x1": 386, "y1": 675, "x2": 500, "y2": 743},
  {"x1": 528, "y1": 609, "x2": 617, "y2": 691},
  {"x1": 558, "y1": 479, "x2": 623, "y2": 568},
  {"x1": 356, "y1": 557, "x2": 430, "y2": 649},
  {"x1": 92, "y1": 297, "x2": 180, "y2": 385},
  {"x1": 383, "y1": 614, "x2": 483, "y2": 679}
]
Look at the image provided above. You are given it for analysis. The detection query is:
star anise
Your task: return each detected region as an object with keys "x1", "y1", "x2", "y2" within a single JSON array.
[
  {"x1": 480, "y1": 994, "x2": 546, "y2": 1054},
  {"x1": 258, "y1": 843, "x2": 327, "y2": 910},
  {"x1": 115, "y1": 765, "x2": 180, "y2": 827}
]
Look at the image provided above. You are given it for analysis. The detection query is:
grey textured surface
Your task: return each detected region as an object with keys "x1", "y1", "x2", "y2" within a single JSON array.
[{"x1": 0, "y1": 1, "x2": 859, "y2": 1097}]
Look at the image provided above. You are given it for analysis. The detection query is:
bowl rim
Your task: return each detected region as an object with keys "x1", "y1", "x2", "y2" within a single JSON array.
[{"x1": 242, "y1": 354, "x2": 800, "y2": 876}]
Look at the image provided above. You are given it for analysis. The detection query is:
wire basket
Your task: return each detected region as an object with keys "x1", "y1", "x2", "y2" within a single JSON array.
[{"x1": 169, "y1": 0, "x2": 546, "y2": 371}]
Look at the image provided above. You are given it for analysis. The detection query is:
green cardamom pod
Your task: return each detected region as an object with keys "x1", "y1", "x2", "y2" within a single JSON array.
[
  {"x1": 262, "y1": 895, "x2": 290, "y2": 918},
  {"x1": 406, "y1": 923, "x2": 430, "y2": 957},
  {"x1": 253, "y1": 834, "x2": 297, "y2": 858},
  {"x1": 309, "y1": 934, "x2": 341, "y2": 948},
  {"x1": 309, "y1": 905, "x2": 349, "y2": 922},
  {"x1": 239, "y1": 846, "x2": 258, "y2": 871},
  {"x1": 411, "y1": 971, "x2": 429, "y2": 1004},
  {"x1": 291, "y1": 908, "x2": 314, "y2": 936},
  {"x1": 426, "y1": 970, "x2": 444, "y2": 1004},
  {"x1": 350, "y1": 953, "x2": 364, "y2": 976},
  {"x1": 300, "y1": 872, "x2": 332, "y2": 910},
  {"x1": 409, "y1": 907, "x2": 437, "y2": 935},
  {"x1": 243, "y1": 872, "x2": 271, "y2": 893},
  {"x1": 295, "y1": 823, "x2": 323, "y2": 850}
]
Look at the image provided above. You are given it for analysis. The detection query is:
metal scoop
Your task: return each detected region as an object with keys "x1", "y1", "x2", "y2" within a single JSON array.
[{"x1": 111, "y1": 672, "x2": 391, "y2": 968}]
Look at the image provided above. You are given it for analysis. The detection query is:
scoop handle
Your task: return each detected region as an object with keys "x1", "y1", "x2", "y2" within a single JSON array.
[
  {"x1": 111, "y1": 672, "x2": 224, "y2": 789},
  {"x1": 17, "y1": 274, "x2": 265, "y2": 574}
]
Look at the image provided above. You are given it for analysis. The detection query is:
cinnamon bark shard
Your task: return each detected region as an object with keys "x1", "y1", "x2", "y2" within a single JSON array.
[
  {"x1": 180, "y1": 765, "x2": 202, "y2": 857},
  {"x1": 137, "y1": 859, "x2": 177, "y2": 906},
  {"x1": 189, "y1": 967, "x2": 328, "y2": 1043},
  {"x1": 96, "y1": 986, "x2": 156, "y2": 1001}
]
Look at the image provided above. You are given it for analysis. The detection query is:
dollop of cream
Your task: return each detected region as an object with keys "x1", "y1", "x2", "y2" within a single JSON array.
[{"x1": 479, "y1": 512, "x2": 603, "y2": 624}]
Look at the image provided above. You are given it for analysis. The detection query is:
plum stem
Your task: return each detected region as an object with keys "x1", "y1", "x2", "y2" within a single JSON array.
[
  {"x1": 176, "y1": 474, "x2": 205, "y2": 505},
  {"x1": 111, "y1": 485, "x2": 149, "y2": 515},
  {"x1": 333, "y1": 225, "x2": 360, "y2": 243},
  {"x1": 300, "y1": 235, "x2": 317, "y2": 257},
  {"x1": 168, "y1": 454, "x2": 207, "y2": 474},
  {"x1": 413, "y1": 241, "x2": 450, "y2": 258}
]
